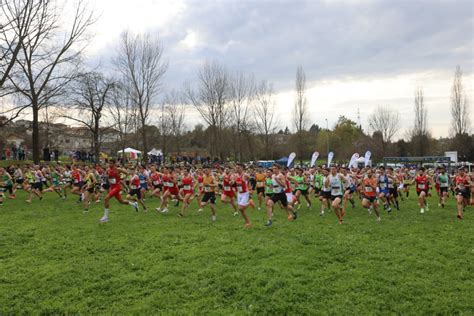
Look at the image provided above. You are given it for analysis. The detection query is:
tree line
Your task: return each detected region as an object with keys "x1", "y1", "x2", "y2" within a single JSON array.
[{"x1": 1, "y1": 1, "x2": 472, "y2": 164}]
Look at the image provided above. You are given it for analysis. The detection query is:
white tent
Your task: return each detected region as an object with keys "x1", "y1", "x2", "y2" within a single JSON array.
[
  {"x1": 117, "y1": 147, "x2": 141, "y2": 154},
  {"x1": 147, "y1": 148, "x2": 163, "y2": 156}
]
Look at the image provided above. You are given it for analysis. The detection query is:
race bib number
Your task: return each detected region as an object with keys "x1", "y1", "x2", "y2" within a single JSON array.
[
  {"x1": 153, "y1": 180, "x2": 159, "y2": 185},
  {"x1": 204, "y1": 186, "x2": 211, "y2": 192},
  {"x1": 130, "y1": 185, "x2": 137, "y2": 189},
  {"x1": 418, "y1": 184, "x2": 425, "y2": 190},
  {"x1": 365, "y1": 186, "x2": 373, "y2": 193},
  {"x1": 379, "y1": 183, "x2": 386, "y2": 189},
  {"x1": 184, "y1": 185, "x2": 191, "y2": 190},
  {"x1": 109, "y1": 178, "x2": 116, "y2": 184},
  {"x1": 224, "y1": 186, "x2": 231, "y2": 191},
  {"x1": 237, "y1": 186, "x2": 243, "y2": 192}
]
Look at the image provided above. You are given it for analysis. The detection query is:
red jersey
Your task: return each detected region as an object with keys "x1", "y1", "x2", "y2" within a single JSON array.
[
  {"x1": 284, "y1": 178, "x2": 291, "y2": 193},
  {"x1": 150, "y1": 172, "x2": 161, "y2": 186},
  {"x1": 455, "y1": 175, "x2": 469, "y2": 190},
  {"x1": 223, "y1": 175, "x2": 233, "y2": 192},
  {"x1": 415, "y1": 175, "x2": 428, "y2": 191},
  {"x1": 72, "y1": 170, "x2": 82, "y2": 183},
  {"x1": 235, "y1": 175, "x2": 248, "y2": 193},
  {"x1": 363, "y1": 177, "x2": 377, "y2": 197},
  {"x1": 182, "y1": 176, "x2": 194, "y2": 193},
  {"x1": 107, "y1": 167, "x2": 121, "y2": 188},
  {"x1": 197, "y1": 175, "x2": 204, "y2": 192},
  {"x1": 130, "y1": 175, "x2": 140, "y2": 189}
]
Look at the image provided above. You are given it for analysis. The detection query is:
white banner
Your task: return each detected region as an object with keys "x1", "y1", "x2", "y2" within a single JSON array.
[
  {"x1": 349, "y1": 153, "x2": 359, "y2": 168},
  {"x1": 287, "y1": 152, "x2": 296, "y2": 167},
  {"x1": 327, "y1": 151, "x2": 334, "y2": 167},
  {"x1": 310, "y1": 151, "x2": 319, "y2": 167},
  {"x1": 364, "y1": 151, "x2": 371, "y2": 167}
]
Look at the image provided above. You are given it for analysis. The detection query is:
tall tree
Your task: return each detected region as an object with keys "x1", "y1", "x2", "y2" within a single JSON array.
[
  {"x1": 0, "y1": 0, "x2": 39, "y2": 90},
  {"x1": 108, "y1": 81, "x2": 137, "y2": 155},
  {"x1": 368, "y1": 105, "x2": 400, "y2": 157},
  {"x1": 4, "y1": 0, "x2": 94, "y2": 163},
  {"x1": 114, "y1": 31, "x2": 168, "y2": 162},
  {"x1": 185, "y1": 61, "x2": 229, "y2": 160},
  {"x1": 163, "y1": 90, "x2": 186, "y2": 155},
  {"x1": 228, "y1": 71, "x2": 254, "y2": 161},
  {"x1": 410, "y1": 87, "x2": 430, "y2": 156},
  {"x1": 254, "y1": 80, "x2": 278, "y2": 159},
  {"x1": 293, "y1": 66, "x2": 309, "y2": 162},
  {"x1": 451, "y1": 65, "x2": 471, "y2": 136},
  {"x1": 63, "y1": 72, "x2": 115, "y2": 162}
]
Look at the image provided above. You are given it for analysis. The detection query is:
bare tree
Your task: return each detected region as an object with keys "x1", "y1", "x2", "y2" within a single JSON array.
[
  {"x1": 293, "y1": 66, "x2": 309, "y2": 162},
  {"x1": 228, "y1": 71, "x2": 254, "y2": 161},
  {"x1": 451, "y1": 65, "x2": 471, "y2": 136},
  {"x1": 0, "y1": 0, "x2": 39, "y2": 90},
  {"x1": 4, "y1": 0, "x2": 94, "y2": 163},
  {"x1": 108, "y1": 81, "x2": 137, "y2": 155},
  {"x1": 410, "y1": 87, "x2": 430, "y2": 156},
  {"x1": 368, "y1": 105, "x2": 400, "y2": 157},
  {"x1": 185, "y1": 61, "x2": 229, "y2": 160},
  {"x1": 114, "y1": 31, "x2": 168, "y2": 162},
  {"x1": 254, "y1": 80, "x2": 278, "y2": 159},
  {"x1": 163, "y1": 90, "x2": 186, "y2": 155},
  {"x1": 62, "y1": 72, "x2": 115, "y2": 162}
]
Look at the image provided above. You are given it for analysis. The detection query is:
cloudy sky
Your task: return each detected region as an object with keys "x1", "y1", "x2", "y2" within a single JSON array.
[{"x1": 85, "y1": 0, "x2": 473, "y2": 139}]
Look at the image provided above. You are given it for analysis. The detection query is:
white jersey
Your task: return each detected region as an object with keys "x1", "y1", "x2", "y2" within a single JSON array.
[{"x1": 329, "y1": 174, "x2": 343, "y2": 196}]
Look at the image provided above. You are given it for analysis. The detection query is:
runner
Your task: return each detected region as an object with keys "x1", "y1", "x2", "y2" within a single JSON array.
[
  {"x1": 294, "y1": 168, "x2": 312, "y2": 209},
  {"x1": 454, "y1": 167, "x2": 471, "y2": 220},
  {"x1": 235, "y1": 163, "x2": 253, "y2": 228},
  {"x1": 414, "y1": 167, "x2": 431, "y2": 214},
  {"x1": 437, "y1": 167, "x2": 449, "y2": 208},
  {"x1": 99, "y1": 159, "x2": 138, "y2": 223},
  {"x1": 178, "y1": 168, "x2": 195, "y2": 217},
  {"x1": 255, "y1": 168, "x2": 266, "y2": 210},
  {"x1": 325, "y1": 166, "x2": 347, "y2": 224},
  {"x1": 361, "y1": 168, "x2": 381, "y2": 221},
  {"x1": 220, "y1": 167, "x2": 238, "y2": 216},
  {"x1": 265, "y1": 164, "x2": 293, "y2": 227},
  {"x1": 200, "y1": 166, "x2": 218, "y2": 221}
]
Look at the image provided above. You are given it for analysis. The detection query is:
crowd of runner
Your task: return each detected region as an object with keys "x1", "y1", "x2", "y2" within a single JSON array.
[{"x1": 0, "y1": 160, "x2": 471, "y2": 227}]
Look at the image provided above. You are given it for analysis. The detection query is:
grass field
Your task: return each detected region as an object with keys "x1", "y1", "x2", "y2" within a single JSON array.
[{"x1": 0, "y1": 190, "x2": 473, "y2": 314}]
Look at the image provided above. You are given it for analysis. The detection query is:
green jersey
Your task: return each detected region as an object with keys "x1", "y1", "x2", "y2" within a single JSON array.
[
  {"x1": 314, "y1": 174, "x2": 324, "y2": 189},
  {"x1": 265, "y1": 178, "x2": 273, "y2": 194},
  {"x1": 295, "y1": 175, "x2": 307, "y2": 190},
  {"x1": 438, "y1": 174, "x2": 449, "y2": 188}
]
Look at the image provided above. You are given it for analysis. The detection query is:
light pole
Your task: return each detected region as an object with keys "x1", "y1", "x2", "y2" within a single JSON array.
[{"x1": 325, "y1": 118, "x2": 329, "y2": 156}]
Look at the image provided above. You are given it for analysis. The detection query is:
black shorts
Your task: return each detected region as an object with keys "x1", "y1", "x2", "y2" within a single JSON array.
[
  {"x1": 456, "y1": 189, "x2": 470, "y2": 199},
  {"x1": 87, "y1": 186, "x2": 95, "y2": 194},
  {"x1": 389, "y1": 188, "x2": 398, "y2": 198},
  {"x1": 440, "y1": 187, "x2": 448, "y2": 194},
  {"x1": 256, "y1": 187, "x2": 265, "y2": 194},
  {"x1": 33, "y1": 182, "x2": 43, "y2": 191},
  {"x1": 271, "y1": 192, "x2": 288, "y2": 207},
  {"x1": 129, "y1": 188, "x2": 142, "y2": 199},
  {"x1": 250, "y1": 179, "x2": 257, "y2": 190},
  {"x1": 331, "y1": 194, "x2": 342, "y2": 201},
  {"x1": 313, "y1": 187, "x2": 321, "y2": 195},
  {"x1": 416, "y1": 190, "x2": 428, "y2": 196},
  {"x1": 73, "y1": 181, "x2": 83, "y2": 188},
  {"x1": 321, "y1": 191, "x2": 331, "y2": 199},
  {"x1": 364, "y1": 195, "x2": 376, "y2": 203},
  {"x1": 16, "y1": 179, "x2": 24, "y2": 184},
  {"x1": 297, "y1": 189, "x2": 308, "y2": 196},
  {"x1": 265, "y1": 192, "x2": 274, "y2": 198},
  {"x1": 102, "y1": 183, "x2": 110, "y2": 190},
  {"x1": 202, "y1": 192, "x2": 216, "y2": 204}
]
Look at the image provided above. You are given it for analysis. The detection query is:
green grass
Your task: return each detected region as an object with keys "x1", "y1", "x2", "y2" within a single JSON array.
[{"x1": 0, "y1": 190, "x2": 473, "y2": 314}]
